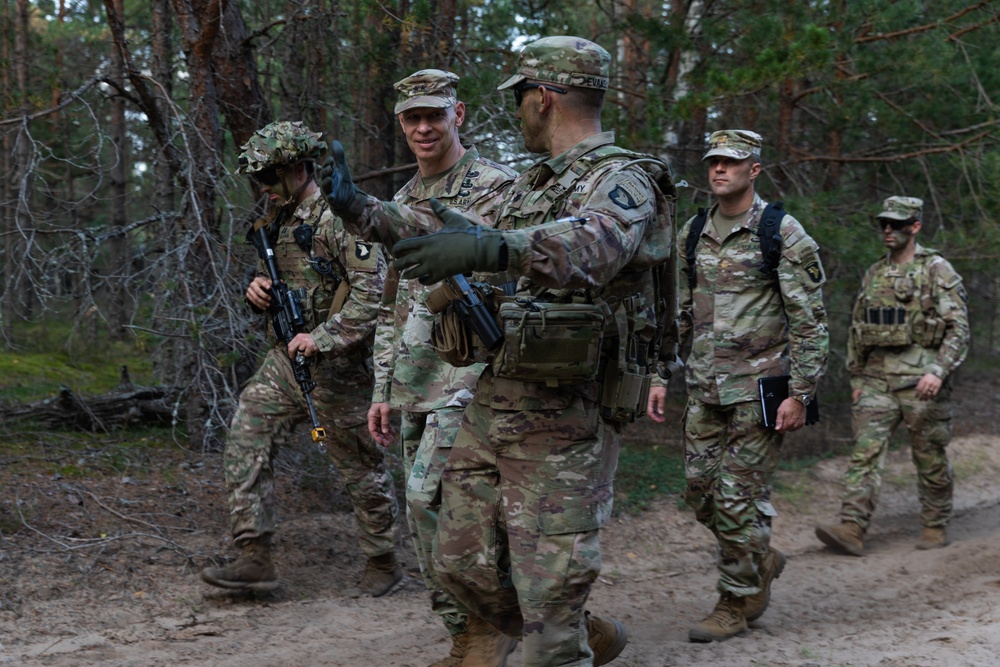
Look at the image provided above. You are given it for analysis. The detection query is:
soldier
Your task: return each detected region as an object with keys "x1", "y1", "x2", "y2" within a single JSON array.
[
  {"x1": 816, "y1": 196, "x2": 969, "y2": 555},
  {"x1": 200, "y1": 121, "x2": 401, "y2": 597},
  {"x1": 323, "y1": 36, "x2": 674, "y2": 667},
  {"x1": 649, "y1": 130, "x2": 829, "y2": 642},
  {"x1": 367, "y1": 69, "x2": 516, "y2": 667}
]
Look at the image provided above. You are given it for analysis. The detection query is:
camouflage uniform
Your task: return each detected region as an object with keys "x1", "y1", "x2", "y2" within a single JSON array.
[
  {"x1": 376, "y1": 143, "x2": 515, "y2": 635},
  {"x1": 341, "y1": 38, "x2": 671, "y2": 667},
  {"x1": 840, "y1": 212, "x2": 969, "y2": 531},
  {"x1": 225, "y1": 123, "x2": 398, "y2": 558},
  {"x1": 680, "y1": 151, "x2": 828, "y2": 596}
]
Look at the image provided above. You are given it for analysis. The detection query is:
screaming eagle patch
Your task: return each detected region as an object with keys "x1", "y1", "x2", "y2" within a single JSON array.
[
  {"x1": 355, "y1": 241, "x2": 372, "y2": 260},
  {"x1": 608, "y1": 178, "x2": 648, "y2": 210}
]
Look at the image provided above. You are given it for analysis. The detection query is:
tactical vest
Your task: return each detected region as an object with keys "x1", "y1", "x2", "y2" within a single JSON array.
[
  {"x1": 262, "y1": 204, "x2": 347, "y2": 344},
  {"x1": 854, "y1": 251, "x2": 947, "y2": 350},
  {"x1": 492, "y1": 145, "x2": 677, "y2": 421}
]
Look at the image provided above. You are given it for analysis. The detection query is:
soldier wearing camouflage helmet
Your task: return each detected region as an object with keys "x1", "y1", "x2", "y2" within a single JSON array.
[
  {"x1": 816, "y1": 196, "x2": 969, "y2": 556},
  {"x1": 322, "y1": 36, "x2": 675, "y2": 666},
  {"x1": 200, "y1": 120, "x2": 401, "y2": 597},
  {"x1": 649, "y1": 129, "x2": 829, "y2": 642}
]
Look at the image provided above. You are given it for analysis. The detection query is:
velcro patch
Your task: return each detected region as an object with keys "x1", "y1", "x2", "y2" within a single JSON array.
[
  {"x1": 355, "y1": 241, "x2": 372, "y2": 260},
  {"x1": 609, "y1": 178, "x2": 648, "y2": 210}
]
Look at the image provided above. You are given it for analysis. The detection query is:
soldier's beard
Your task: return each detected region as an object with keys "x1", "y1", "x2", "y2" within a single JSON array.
[{"x1": 884, "y1": 228, "x2": 913, "y2": 250}]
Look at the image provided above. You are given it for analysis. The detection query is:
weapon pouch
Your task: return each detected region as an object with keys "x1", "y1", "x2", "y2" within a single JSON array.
[{"x1": 494, "y1": 300, "x2": 606, "y2": 386}]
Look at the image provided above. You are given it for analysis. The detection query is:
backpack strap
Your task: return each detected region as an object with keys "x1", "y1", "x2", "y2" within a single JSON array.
[
  {"x1": 684, "y1": 209, "x2": 709, "y2": 290},
  {"x1": 757, "y1": 200, "x2": 785, "y2": 276}
]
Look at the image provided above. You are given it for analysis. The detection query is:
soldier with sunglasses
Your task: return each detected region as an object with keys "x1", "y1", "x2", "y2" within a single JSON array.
[
  {"x1": 816, "y1": 196, "x2": 969, "y2": 556},
  {"x1": 201, "y1": 121, "x2": 401, "y2": 597}
]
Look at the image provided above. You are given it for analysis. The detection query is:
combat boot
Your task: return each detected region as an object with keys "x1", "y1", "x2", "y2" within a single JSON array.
[
  {"x1": 426, "y1": 630, "x2": 468, "y2": 667},
  {"x1": 460, "y1": 615, "x2": 518, "y2": 667},
  {"x1": 346, "y1": 552, "x2": 404, "y2": 598},
  {"x1": 744, "y1": 547, "x2": 787, "y2": 622},
  {"x1": 585, "y1": 611, "x2": 628, "y2": 665},
  {"x1": 815, "y1": 521, "x2": 865, "y2": 557},
  {"x1": 916, "y1": 526, "x2": 950, "y2": 550},
  {"x1": 200, "y1": 536, "x2": 278, "y2": 591},
  {"x1": 688, "y1": 592, "x2": 747, "y2": 643}
]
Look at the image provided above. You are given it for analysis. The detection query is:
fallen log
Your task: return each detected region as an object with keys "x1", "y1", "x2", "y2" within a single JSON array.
[{"x1": 0, "y1": 366, "x2": 183, "y2": 431}]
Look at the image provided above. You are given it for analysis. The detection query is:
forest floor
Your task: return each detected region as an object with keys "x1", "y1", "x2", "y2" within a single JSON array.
[{"x1": 1, "y1": 373, "x2": 999, "y2": 667}]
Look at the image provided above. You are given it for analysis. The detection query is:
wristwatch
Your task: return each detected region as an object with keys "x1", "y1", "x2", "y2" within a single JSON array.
[{"x1": 794, "y1": 394, "x2": 812, "y2": 407}]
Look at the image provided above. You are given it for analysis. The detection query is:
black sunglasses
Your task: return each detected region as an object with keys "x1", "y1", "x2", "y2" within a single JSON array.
[
  {"x1": 253, "y1": 168, "x2": 281, "y2": 187},
  {"x1": 513, "y1": 82, "x2": 568, "y2": 107},
  {"x1": 877, "y1": 216, "x2": 916, "y2": 231}
]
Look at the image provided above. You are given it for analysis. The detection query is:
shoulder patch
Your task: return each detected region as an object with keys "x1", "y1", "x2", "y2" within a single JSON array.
[
  {"x1": 355, "y1": 241, "x2": 372, "y2": 260},
  {"x1": 804, "y1": 259, "x2": 824, "y2": 284},
  {"x1": 609, "y1": 177, "x2": 649, "y2": 210}
]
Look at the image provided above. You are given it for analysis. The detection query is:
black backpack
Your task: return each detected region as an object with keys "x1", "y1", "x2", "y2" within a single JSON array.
[{"x1": 684, "y1": 201, "x2": 785, "y2": 290}]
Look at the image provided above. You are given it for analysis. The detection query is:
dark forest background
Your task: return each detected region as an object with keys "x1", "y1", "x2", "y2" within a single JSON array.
[{"x1": 1, "y1": 0, "x2": 997, "y2": 447}]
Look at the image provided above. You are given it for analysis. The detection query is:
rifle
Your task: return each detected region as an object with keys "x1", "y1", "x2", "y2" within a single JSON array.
[
  {"x1": 443, "y1": 274, "x2": 503, "y2": 351},
  {"x1": 250, "y1": 220, "x2": 328, "y2": 452}
]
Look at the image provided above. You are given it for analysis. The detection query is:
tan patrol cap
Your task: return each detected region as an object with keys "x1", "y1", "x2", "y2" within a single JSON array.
[
  {"x1": 497, "y1": 36, "x2": 610, "y2": 92},
  {"x1": 877, "y1": 196, "x2": 924, "y2": 221},
  {"x1": 394, "y1": 69, "x2": 459, "y2": 114},
  {"x1": 702, "y1": 129, "x2": 763, "y2": 161}
]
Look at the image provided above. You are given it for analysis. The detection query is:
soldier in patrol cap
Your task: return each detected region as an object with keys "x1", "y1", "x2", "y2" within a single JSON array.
[
  {"x1": 322, "y1": 35, "x2": 671, "y2": 667},
  {"x1": 816, "y1": 195, "x2": 969, "y2": 556},
  {"x1": 200, "y1": 121, "x2": 401, "y2": 598},
  {"x1": 649, "y1": 128, "x2": 829, "y2": 642},
  {"x1": 363, "y1": 68, "x2": 518, "y2": 666}
]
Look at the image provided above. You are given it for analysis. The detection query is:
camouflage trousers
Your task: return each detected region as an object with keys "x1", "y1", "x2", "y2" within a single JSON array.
[
  {"x1": 400, "y1": 408, "x2": 470, "y2": 637},
  {"x1": 684, "y1": 398, "x2": 782, "y2": 597},
  {"x1": 224, "y1": 348, "x2": 398, "y2": 556},
  {"x1": 839, "y1": 376, "x2": 954, "y2": 530},
  {"x1": 434, "y1": 394, "x2": 619, "y2": 667}
]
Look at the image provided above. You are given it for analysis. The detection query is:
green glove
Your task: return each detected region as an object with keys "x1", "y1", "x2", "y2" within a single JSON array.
[
  {"x1": 392, "y1": 199, "x2": 507, "y2": 285},
  {"x1": 319, "y1": 140, "x2": 368, "y2": 218}
]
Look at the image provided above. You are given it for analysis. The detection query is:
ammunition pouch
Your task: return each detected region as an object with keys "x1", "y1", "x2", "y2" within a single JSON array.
[
  {"x1": 493, "y1": 299, "x2": 606, "y2": 387},
  {"x1": 599, "y1": 294, "x2": 652, "y2": 424},
  {"x1": 918, "y1": 317, "x2": 947, "y2": 347}
]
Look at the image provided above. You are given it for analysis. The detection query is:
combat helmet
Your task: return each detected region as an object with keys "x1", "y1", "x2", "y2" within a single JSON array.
[{"x1": 237, "y1": 120, "x2": 325, "y2": 175}]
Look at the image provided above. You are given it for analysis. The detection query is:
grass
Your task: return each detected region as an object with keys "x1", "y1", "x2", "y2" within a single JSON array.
[
  {"x1": 0, "y1": 318, "x2": 154, "y2": 404},
  {"x1": 614, "y1": 441, "x2": 687, "y2": 515}
]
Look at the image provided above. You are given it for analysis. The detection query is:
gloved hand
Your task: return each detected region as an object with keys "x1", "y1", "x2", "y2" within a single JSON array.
[
  {"x1": 392, "y1": 199, "x2": 507, "y2": 285},
  {"x1": 319, "y1": 140, "x2": 368, "y2": 218}
]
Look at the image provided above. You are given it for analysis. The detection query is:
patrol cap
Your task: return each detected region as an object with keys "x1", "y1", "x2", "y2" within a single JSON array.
[
  {"x1": 876, "y1": 195, "x2": 923, "y2": 221},
  {"x1": 702, "y1": 129, "x2": 763, "y2": 161},
  {"x1": 394, "y1": 69, "x2": 460, "y2": 114},
  {"x1": 497, "y1": 36, "x2": 610, "y2": 92}
]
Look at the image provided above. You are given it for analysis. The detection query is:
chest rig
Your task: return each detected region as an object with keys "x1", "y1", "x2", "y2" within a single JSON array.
[
  {"x1": 855, "y1": 252, "x2": 946, "y2": 349},
  {"x1": 492, "y1": 146, "x2": 677, "y2": 422},
  {"x1": 257, "y1": 203, "x2": 348, "y2": 339}
]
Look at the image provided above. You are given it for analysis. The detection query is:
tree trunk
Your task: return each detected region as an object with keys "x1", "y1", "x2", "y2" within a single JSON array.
[{"x1": 107, "y1": 0, "x2": 130, "y2": 341}]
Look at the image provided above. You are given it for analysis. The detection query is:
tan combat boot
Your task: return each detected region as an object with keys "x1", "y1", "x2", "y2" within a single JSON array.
[
  {"x1": 585, "y1": 611, "x2": 629, "y2": 665},
  {"x1": 744, "y1": 547, "x2": 787, "y2": 622},
  {"x1": 426, "y1": 630, "x2": 468, "y2": 667},
  {"x1": 815, "y1": 521, "x2": 865, "y2": 556},
  {"x1": 460, "y1": 614, "x2": 518, "y2": 667},
  {"x1": 200, "y1": 535, "x2": 278, "y2": 591},
  {"x1": 916, "y1": 526, "x2": 950, "y2": 550},
  {"x1": 346, "y1": 552, "x2": 404, "y2": 598},
  {"x1": 688, "y1": 592, "x2": 748, "y2": 643}
]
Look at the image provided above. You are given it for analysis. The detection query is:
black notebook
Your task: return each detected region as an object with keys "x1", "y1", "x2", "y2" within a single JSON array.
[{"x1": 758, "y1": 375, "x2": 820, "y2": 429}]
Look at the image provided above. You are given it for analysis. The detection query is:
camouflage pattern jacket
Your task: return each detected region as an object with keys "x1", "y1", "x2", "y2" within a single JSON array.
[
  {"x1": 846, "y1": 243, "x2": 969, "y2": 391},
  {"x1": 678, "y1": 193, "x2": 829, "y2": 405},
  {"x1": 347, "y1": 131, "x2": 672, "y2": 412},
  {"x1": 260, "y1": 189, "x2": 387, "y2": 382},
  {"x1": 372, "y1": 147, "x2": 516, "y2": 410}
]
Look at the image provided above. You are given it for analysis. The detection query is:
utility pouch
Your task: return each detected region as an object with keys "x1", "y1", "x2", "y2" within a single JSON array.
[
  {"x1": 494, "y1": 300, "x2": 606, "y2": 386},
  {"x1": 426, "y1": 280, "x2": 502, "y2": 367},
  {"x1": 918, "y1": 317, "x2": 947, "y2": 347},
  {"x1": 600, "y1": 361, "x2": 651, "y2": 423},
  {"x1": 855, "y1": 321, "x2": 912, "y2": 348}
]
